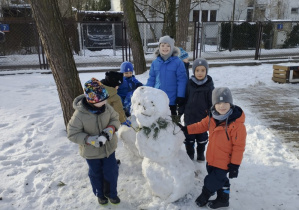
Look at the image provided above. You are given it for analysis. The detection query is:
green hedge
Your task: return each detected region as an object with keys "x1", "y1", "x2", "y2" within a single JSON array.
[{"x1": 220, "y1": 22, "x2": 258, "y2": 50}]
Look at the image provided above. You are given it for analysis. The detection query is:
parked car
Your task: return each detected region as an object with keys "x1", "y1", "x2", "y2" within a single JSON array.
[{"x1": 85, "y1": 25, "x2": 113, "y2": 51}]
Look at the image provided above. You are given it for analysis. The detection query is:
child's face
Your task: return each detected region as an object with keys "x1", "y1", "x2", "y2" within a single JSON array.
[
  {"x1": 194, "y1": 66, "x2": 207, "y2": 80},
  {"x1": 124, "y1": 72, "x2": 133, "y2": 78},
  {"x1": 93, "y1": 100, "x2": 106, "y2": 108},
  {"x1": 215, "y1": 102, "x2": 231, "y2": 115},
  {"x1": 159, "y1": 43, "x2": 171, "y2": 55}
]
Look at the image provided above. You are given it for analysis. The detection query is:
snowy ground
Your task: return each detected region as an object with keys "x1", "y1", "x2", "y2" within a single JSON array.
[{"x1": 0, "y1": 63, "x2": 299, "y2": 210}]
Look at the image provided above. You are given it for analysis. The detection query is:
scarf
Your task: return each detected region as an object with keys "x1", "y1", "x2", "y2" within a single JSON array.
[
  {"x1": 82, "y1": 98, "x2": 106, "y2": 115},
  {"x1": 191, "y1": 75, "x2": 208, "y2": 86},
  {"x1": 212, "y1": 108, "x2": 233, "y2": 121}
]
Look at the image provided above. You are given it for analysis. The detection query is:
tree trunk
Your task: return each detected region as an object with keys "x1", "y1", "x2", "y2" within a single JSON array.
[
  {"x1": 122, "y1": 0, "x2": 146, "y2": 75},
  {"x1": 162, "y1": 0, "x2": 176, "y2": 37},
  {"x1": 29, "y1": 0, "x2": 83, "y2": 127},
  {"x1": 176, "y1": 0, "x2": 191, "y2": 48}
]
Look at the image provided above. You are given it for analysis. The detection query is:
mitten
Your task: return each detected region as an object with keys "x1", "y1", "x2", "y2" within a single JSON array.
[
  {"x1": 176, "y1": 97, "x2": 185, "y2": 107},
  {"x1": 97, "y1": 135, "x2": 107, "y2": 146},
  {"x1": 177, "y1": 123, "x2": 188, "y2": 136},
  {"x1": 85, "y1": 135, "x2": 104, "y2": 148},
  {"x1": 228, "y1": 163, "x2": 240, "y2": 179},
  {"x1": 101, "y1": 126, "x2": 115, "y2": 141}
]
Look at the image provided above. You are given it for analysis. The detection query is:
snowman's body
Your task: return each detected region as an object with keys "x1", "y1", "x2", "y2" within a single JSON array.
[{"x1": 131, "y1": 86, "x2": 195, "y2": 203}]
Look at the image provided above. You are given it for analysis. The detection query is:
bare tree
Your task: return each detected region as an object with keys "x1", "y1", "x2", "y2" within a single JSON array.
[
  {"x1": 29, "y1": 0, "x2": 83, "y2": 127},
  {"x1": 162, "y1": 0, "x2": 176, "y2": 37},
  {"x1": 122, "y1": 0, "x2": 147, "y2": 75},
  {"x1": 176, "y1": 0, "x2": 191, "y2": 48}
]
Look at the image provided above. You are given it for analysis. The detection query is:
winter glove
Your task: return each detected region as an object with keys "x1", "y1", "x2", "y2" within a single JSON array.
[
  {"x1": 177, "y1": 105, "x2": 185, "y2": 116},
  {"x1": 176, "y1": 123, "x2": 188, "y2": 136},
  {"x1": 176, "y1": 97, "x2": 185, "y2": 107},
  {"x1": 122, "y1": 119, "x2": 132, "y2": 127},
  {"x1": 85, "y1": 135, "x2": 106, "y2": 148},
  {"x1": 227, "y1": 163, "x2": 240, "y2": 179},
  {"x1": 101, "y1": 126, "x2": 115, "y2": 141}
]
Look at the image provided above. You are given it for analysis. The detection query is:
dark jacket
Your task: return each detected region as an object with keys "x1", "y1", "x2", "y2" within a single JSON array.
[{"x1": 182, "y1": 75, "x2": 214, "y2": 125}]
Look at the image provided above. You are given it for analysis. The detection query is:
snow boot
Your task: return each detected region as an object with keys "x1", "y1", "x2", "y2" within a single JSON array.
[
  {"x1": 98, "y1": 196, "x2": 108, "y2": 206},
  {"x1": 196, "y1": 142, "x2": 206, "y2": 161},
  {"x1": 185, "y1": 144, "x2": 194, "y2": 160},
  {"x1": 207, "y1": 189, "x2": 229, "y2": 209},
  {"x1": 105, "y1": 195, "x2": 121, "y2": 205},
  {"x1": 195, "y1": 186, "x2": 213, "y2": 207}
]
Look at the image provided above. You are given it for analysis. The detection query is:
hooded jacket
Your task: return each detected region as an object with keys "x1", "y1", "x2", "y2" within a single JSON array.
[
  {"x1": 187, "y1": 105, "x2": 246, "y2": 170},
  {"x1": 102, "y1": 84, "x2": 127, "y2": 123},
  {"x1": 67, "y1": 95, "x2": 120, "y2": 159},
  {"x1": 146, "y1": 47, "x2": 187, "y2": 105}
]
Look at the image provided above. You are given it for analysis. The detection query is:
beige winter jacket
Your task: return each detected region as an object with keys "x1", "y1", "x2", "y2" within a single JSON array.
[
  {"x1": 104, "y1": 85, "x2": 127, "y2": 123},
  {"x1": 67, "y1": 94, "x2": 120, "y2": 159}
]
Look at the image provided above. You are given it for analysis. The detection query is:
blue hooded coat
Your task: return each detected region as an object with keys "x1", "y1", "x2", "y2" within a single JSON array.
[{"x1": 146, "y1": 47, "x2": 187, "y2": 105}]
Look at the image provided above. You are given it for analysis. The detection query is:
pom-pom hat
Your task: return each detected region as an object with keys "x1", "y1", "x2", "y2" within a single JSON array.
[{"x1": 84, "y1": 78, "x2": 109, "y2": 104}]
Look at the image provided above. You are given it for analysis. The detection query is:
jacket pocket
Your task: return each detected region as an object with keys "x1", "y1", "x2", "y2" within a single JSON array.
[{"x1": 81, "y1": 144, "x2": 101, "y2": 158}]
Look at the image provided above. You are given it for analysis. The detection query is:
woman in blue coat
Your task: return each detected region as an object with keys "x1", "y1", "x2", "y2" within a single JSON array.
[{"x1": 146, "y1": 35, "x2": 188, "y2": 116}]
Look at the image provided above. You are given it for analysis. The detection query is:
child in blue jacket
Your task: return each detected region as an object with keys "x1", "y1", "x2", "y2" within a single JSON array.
[
  {"x1": 146, "y1": 35, "x2": 187, "y2": 116},
  {"x1": 117, "y1": 61, "x2": 143, "y2": 117}
]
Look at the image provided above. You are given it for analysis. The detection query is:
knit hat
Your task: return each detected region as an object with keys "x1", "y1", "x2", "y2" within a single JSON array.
[
  {"x1": 104, "y1": 71, "x2": 123, "y2": 88},
  {"x1": 84, "y1": 78, "x2": 109, "y2": 104},
  {"x1": 179, "y1": 47, "x2": 189, "y2": 60},
  {"x1": 120, "y1": 61, "x2": 134, "y2": 73},
  {"x1": 192, "y1": 58, "x2": 209, "y2": 74},
  {"x1": 158, "y1": 35, "x2": 175, "y2": 60},
  {"x1": 212, "y1": 87, "x2": 233, "y2": 106}
]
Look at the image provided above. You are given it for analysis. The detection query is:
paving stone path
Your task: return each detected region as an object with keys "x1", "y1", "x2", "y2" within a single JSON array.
[{"x1": 233, "y1": 85, "x2": 299, "y2": 158}]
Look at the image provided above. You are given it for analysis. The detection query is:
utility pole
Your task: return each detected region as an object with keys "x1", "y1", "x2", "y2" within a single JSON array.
[{"x1": 229, "y1": 0, "x2": 236, "y2": 52}]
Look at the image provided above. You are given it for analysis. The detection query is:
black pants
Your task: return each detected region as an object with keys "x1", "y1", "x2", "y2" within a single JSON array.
[
  {"x1": 205, "y1": 164, "x2": 230, "y2": 193},
  {"x1": 184, "y1": 132, "x2": 208, "y2": 157}
]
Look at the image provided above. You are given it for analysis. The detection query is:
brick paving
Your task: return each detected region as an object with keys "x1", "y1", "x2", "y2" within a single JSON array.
[{"x1": 233, "y1": 86, "x2": 299, "y2": 158}]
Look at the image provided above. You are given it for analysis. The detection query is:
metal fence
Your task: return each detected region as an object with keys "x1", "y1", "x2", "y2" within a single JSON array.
[{"x1": 0, "y1": 19, "x2": 299, "y2": 70}]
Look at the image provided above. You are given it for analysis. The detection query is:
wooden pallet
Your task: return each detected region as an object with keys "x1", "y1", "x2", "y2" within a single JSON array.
[{"x1": 272, "y1": 64, "x2": 299, "y2": 83}]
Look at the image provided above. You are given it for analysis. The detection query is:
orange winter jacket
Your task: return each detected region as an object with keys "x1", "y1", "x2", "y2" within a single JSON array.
[{"x1": 187, "y1": 106, "x2": 246, "y2": 170}]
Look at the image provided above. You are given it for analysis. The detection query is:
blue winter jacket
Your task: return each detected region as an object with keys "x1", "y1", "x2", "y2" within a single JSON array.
[
  {"x1": 146, "y1": 47, "x2": 188, "y2": 105},
  {"x1": 117, "y1": 75, "x2": 143, "y2": 116}
]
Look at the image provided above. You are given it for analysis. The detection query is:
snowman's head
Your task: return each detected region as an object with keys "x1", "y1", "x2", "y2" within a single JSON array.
[{"x1": 131, "y1": 86, "x2": 171, "y2": 127}]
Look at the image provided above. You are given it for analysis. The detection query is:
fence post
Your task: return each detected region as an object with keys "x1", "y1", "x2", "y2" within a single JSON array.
[
  {"x1": 255, "y1": 22, "x2": 262, "y2": 60},
  {"x1": 193, "y1": 21, "x2": 196, "y2": 59}
]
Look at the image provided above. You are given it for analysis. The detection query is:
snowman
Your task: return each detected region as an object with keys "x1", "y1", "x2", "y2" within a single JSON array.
[
  {"x1": 118, "y1": 114, "x2": 142, "y2": 158},
  {"x1": 130, "y1": 86, "x2": 195, "y2": 203}
]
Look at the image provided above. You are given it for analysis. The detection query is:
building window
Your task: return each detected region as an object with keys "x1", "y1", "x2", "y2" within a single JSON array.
[
  {"x1": 202, "y1": 10, "x2": 208, "y2": 22},
  {"x1": 193, "y1": 10, "x2": 199, "y2": 22},
  {"x1": 291, "y1": 8, "x2": 299, "y2": 14},
  {"x1": 210, "y1": 10, "x2": 217, "y2": 21},
  {"x1": 193, "y1": 10, "x2": 217, "y2": 22},
  {"x1": 246, "y1": 9, "x2": 253, "y2": 21}
]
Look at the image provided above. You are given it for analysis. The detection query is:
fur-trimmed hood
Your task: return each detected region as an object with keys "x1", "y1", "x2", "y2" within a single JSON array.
[{"x1": 154, "y1": 46, "x2": 181, "y2": 58}]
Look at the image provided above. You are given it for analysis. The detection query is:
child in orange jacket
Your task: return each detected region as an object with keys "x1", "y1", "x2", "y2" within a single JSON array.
[{"x1": 178, "y1": 87, "x2": 246, "y2": 209}]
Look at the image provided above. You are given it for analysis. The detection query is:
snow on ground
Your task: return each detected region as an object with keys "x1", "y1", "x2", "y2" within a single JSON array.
[{"x1": 0, "y1": 63, "x2": 299, "y2": 210}]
